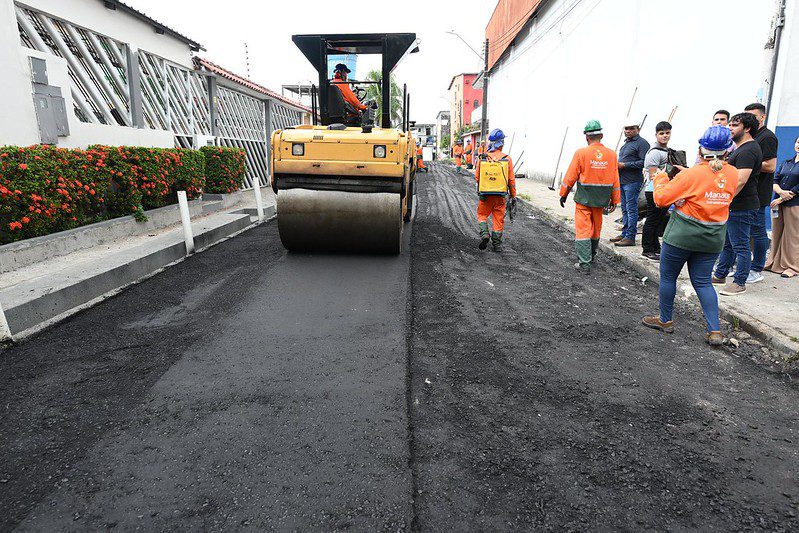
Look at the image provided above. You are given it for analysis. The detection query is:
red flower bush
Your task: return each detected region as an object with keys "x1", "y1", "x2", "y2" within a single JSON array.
[
  {"x1": 1, "y1": 144, "x2": 246, "y2": 244},
  {"x1": 201, "y1": 146, "x2": 246, "y2": 194}
]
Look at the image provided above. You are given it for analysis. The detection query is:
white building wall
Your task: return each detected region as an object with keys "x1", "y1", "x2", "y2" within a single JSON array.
[
  {"x1": 0, "y1": 0, "x2": 40, "y2": 145},
  {"x1": 488, "y1": 0, "x2": 776, "y2": 182},
  {"x1": 18, "y1": 0, "x2": 195, "y2": 67}
]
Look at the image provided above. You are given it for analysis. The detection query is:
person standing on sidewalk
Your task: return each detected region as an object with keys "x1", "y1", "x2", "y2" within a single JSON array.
[
  {"x1": 475, "y1": 129, "x2": 516, "y2": 252},
  {"x1": 766, "y1": 136, "x2": 799, "y2": 277},
  {"x1": 611, "y1": 122, "x2": 650, "y2": 247},
  {"x1": 745, "y1": 103, "x2": 779, "y2": 284},
  {"x1": 643, "y1": 126, "x2": 738, "y2": 346},
  {"x1": 559, "y1": 120, "x2": 620, "y2": 274},
  {"x1": 641, "y1": 121, "x2": 673, "y2": 261},
  {"x1": 712, "y1": 112, "x2": 762, "y2": 296}
]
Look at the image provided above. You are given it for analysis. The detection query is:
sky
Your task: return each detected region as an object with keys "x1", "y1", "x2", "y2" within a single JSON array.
[{"x1": 124, "y1": 0, "x2": 498, "y2": 123}]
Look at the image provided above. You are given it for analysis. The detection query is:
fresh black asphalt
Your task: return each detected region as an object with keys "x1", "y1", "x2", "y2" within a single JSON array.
[{"x1": 1, "y1": 162, "x2": 797, "y2": 531}]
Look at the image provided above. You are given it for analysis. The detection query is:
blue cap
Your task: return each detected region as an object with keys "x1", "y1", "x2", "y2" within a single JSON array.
[
  {"x1": 488, "y1": 128, "x2": 505, "y2": 142},
  {"x1": 699, "y1": 125, "x2": 733, "y2": 151}
]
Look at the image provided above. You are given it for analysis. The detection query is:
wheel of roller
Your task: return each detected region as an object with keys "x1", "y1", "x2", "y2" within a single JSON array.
[{"x1": 277, "y1": 189, "x2": 402, "y2": 254}]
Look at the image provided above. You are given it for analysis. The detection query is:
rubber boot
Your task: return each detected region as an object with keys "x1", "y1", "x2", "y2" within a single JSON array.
[
  {"x1": 491, "y1": 231, "x2": 503, "y2": 252},
  {"x1": 591, "y1": 238, "x2": 599, "y2": 260},
  {"x1": 478, "y1": 221, "x2": 490, "y2": 250}
]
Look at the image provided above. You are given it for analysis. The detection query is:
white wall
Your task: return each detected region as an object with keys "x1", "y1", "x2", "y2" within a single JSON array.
[
  {"x1": 771, "y1": 0, "x2": 799, "y2": 126},
  {"x1": 21, "y1": 49, "x2": 174, "y2": 148},
  {"x1": 0, "y1": 0, "x2": 40, "y2": 145},
  {"x1": 488, "y1": 0, "x2": 776, "y2": 181},
  {"x1": 18, "y1": 0, "x2": 195, "y2": 67}
]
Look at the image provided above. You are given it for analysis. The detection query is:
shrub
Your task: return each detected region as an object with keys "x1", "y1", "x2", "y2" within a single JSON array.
[
  {"x1": 171, "y1": 149, "x2": 205, "y2": 200},
  {"x1": 0, "y1": 146, "x2": 110, "y2": 243},
  {"x1": 201, "y1": 146, "x2": 246, "y2": 194},
  {"x1": 1, "y1": 144, "x2": 210, "y2": 245}
]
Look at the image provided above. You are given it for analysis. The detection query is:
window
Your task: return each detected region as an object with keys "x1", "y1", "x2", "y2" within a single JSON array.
[{"x1": 474, "y1": 100, "x2": 479, "y2": 107}]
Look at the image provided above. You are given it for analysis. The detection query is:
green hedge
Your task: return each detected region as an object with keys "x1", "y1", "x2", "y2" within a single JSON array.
[
  {"x1": 201, "y1": 146, "x2": 247, "y2": 194},
  {"x1": 1, "y1": 145, "x2": 246, "y2": 245}
]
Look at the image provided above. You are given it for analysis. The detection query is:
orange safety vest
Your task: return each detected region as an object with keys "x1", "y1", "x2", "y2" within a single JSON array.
[
  {"x1": 560, "y1": 142, "x2": 621, "y2": 207},
  {"x1": 331, "y1": 73, "x2": 366, "y2": 111},
  {"x1": 653, "y1": 162, "x2": 739, "y2": 222}
]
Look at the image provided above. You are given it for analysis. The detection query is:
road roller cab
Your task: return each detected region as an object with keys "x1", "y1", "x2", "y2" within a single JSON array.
[{"x1": 271, "y1": 33, "x2": 419, "y2": 254}]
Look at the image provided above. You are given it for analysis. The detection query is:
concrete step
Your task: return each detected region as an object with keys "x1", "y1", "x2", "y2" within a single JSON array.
[{"x1": 1, "y1": 211, "x2": 253, "y2": 337}]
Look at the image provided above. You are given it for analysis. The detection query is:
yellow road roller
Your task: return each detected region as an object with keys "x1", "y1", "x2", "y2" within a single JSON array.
[{"x1": 270, "y1": 33, "x2": 419, "y2": 254}]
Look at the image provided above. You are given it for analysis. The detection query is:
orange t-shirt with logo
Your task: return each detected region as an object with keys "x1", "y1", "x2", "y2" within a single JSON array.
[{"x1": 560, "y1": 142, "x2": 621, "y2": 207}]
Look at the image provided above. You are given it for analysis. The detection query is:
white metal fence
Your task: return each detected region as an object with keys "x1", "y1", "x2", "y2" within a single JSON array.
[{"x1": 14, "y1": 3, "x2": 304, "y2": 189}]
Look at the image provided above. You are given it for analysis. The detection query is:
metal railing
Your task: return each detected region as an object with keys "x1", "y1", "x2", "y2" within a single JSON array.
[{"x1": 14, "y1": 2, "x2": 305, "y2": 189}]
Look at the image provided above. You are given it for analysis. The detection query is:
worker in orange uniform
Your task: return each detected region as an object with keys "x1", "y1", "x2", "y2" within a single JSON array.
[
  {"x1": 477, "y1": 140, "x2": 487, "y2": 159},
  {"x1": 416, "y1": 144, "x2": 426, "y2": 172},
  {"x1": 475, "y1": 128, "x2": 516, "y2": 252},
  {"x1": 559, "y1": 120, "x2": 621, "y2": 273},
  {"x1": 331, "y1": 63, "x2": 366, "y2": 119},
  {"x1": 453, "y1": 140, "x2": 464, "y2": 171},
  {"x1": 464, "y1": 139, "x2": 474, "y2": 169}
]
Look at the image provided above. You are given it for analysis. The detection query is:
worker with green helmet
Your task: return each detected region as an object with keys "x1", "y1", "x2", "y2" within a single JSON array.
[{"x1": 559, "y1": 120, "x2": 621, "y2": 273}]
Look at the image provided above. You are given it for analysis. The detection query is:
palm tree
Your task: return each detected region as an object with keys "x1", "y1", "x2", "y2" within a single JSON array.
[{"x1": 363, "y1": 70, "x2": 403, "y2": 127}]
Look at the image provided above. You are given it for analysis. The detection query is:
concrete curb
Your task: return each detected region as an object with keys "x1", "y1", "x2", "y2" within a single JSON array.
[
  {"x1": 4, "y1": 214, "x2": 257, "y2": 341},
  {"x1": 523, "y1": 199, "x2": 799, "y2": 361}
]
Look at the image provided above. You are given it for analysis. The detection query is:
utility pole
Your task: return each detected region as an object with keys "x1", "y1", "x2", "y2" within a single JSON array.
[
  {"x1": 480, "y1": 38, "x2": 489, "y2": 142},
  {"x1": 765, "y1": 0, "x2": 786, "y2": 115}
]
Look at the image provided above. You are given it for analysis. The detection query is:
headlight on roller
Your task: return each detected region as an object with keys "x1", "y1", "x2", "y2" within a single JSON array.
[
  {"x1": 291, "y1": 143, "x2": 305, "y2": 156},
  {"x1": 373, "y1": 145, "x2": 386, "y2": 158}
]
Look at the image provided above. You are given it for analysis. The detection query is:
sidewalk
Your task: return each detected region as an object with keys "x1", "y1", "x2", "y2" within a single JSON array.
[
  {"x1": 514, "y1": 177, "x2": 799, "y2": 359},
  {"x1": 1, "y1": 187, "x2": 276, "y2": 339}
]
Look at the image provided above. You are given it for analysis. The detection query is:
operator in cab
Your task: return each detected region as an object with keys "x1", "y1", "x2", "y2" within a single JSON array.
[
  {"x1": 475, "y1": 129, "x2": 516, "y2": 252},
  {"x1": 331, "y1": 63, "x2": 366, "y2": 121}
]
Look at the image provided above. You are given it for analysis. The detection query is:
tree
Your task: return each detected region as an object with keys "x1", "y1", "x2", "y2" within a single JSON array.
[
  {"x1": 440, "y1": 132, "x2": 450, "y2": 151},
  {"x1": 363, "y1": 70, "x2": 403, "y2": 127}
]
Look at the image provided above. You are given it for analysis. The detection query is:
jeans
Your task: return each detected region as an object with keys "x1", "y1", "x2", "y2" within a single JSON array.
[
  {"x1": 642, "y1": 191, "x2": 669, "y2": 253},
  {"x1": 660, "y1": 242, "x2": 721, "y2": 332},
  {"x1": 751, "y1": 206, "x2": 770, "y2": 272},
  {"x1": 714, "y1": 208, "x2": 757, "y2": 286},
  {"x1": 620, "y1": 182, "x2": 643, "y2": 241}
]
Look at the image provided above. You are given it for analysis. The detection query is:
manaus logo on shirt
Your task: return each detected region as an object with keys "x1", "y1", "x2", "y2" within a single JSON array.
[
  {"x1": 595, "y1": 150, "x2": 604, "y2": 160},
  {"x1": 716, "y1": 173, "x2": 726, "y2": 189}
]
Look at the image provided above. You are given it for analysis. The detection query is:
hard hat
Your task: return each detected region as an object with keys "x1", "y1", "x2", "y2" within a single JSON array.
[
  {"x1": 334, "y1": 63, "x2": 351, "y2": 74},
  {"x1": 584, "y1": 120, "x2": 603, "y2": 135},
  {"x1": 699, "y1": 125, "x2": 733, "y2": 151},
  {"x1": 488, "y1": 129, "x2": 505, "y2": 142},
  {"x1": 456, "y1": 140, "x2": 462, "y2": 144}
]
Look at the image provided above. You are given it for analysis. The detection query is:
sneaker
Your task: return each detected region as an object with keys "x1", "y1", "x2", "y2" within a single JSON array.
[
  {"x1": 719, "y1": 283, "x2": 746, "y2": 296},
  {"x1": 711, "y1": 276, "x2": 726, "y2": 285},
  {"x1": 705, "y1": 331, "x2": 724, "y2": 346},
  {"x1": 614, "y1": 238, "x2": 636, "y2": 247},
  {"x1": 610, "y1": 235, "x2": 625, "y2": 243},
  {"x1": 641, "y1": 315, "x2": 675, "y2": 333},
  {"x1": 478, "y1": 237, "x2": 489, "y2": 250},
  {"x1": 746, "y1": 271, "x2": 764, "y2": 284},
  {"x1": 642, "y1": 252, "x2": 660, "y2": 262}
]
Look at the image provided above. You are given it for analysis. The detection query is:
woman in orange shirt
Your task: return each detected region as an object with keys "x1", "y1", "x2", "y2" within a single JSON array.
[{"x1": 642, "y1": 126, "x2": 738, "y2": 346}]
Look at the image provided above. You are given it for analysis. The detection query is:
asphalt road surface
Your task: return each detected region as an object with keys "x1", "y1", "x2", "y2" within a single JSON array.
[{"x1": 1, "y1": 162, "x2": 798, "y2": 531}]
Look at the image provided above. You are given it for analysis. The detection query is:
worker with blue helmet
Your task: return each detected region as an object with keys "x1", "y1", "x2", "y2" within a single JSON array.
[
  {"x1": 642, "y1": 124, "x2": 739, "y2": 347},
  {"x1": 474, "y1": 128, "x2": 517, "y2": 252}
]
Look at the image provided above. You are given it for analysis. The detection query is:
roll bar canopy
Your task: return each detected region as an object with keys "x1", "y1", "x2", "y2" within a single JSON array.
[{"x1": 292, "y1": 33, "x2": 418, "y2": 128}]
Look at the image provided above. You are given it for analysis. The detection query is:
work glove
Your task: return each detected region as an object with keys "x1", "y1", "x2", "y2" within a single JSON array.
[
  {"x1": 559, "y1": 195, "x2": 567, "y2": 208},
  {"x1": 478, "y1": 193, "x2": 487, "y2": 202}
]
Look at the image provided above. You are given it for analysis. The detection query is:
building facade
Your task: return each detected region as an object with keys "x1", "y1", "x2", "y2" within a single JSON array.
[
  {"x1": 448, "y1": 73, "x2": 480, "y2": 142},
  {"x1": 484, "y1": 0, "x2": 780, "y2": 182},
  {"x1": 1, "y1": 0, "x2": 309, "y2": 189}
]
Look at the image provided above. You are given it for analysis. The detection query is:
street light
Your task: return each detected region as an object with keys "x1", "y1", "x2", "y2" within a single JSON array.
[
  {"x1": 445, "y1": 30, "x2": 489, "y2": 144},
  {"x1": 445, "y1": 30, "x2": 483, "y2": 62}
]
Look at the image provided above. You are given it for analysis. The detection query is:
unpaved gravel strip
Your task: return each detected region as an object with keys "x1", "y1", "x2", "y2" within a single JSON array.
[{"x1": 409, "y1": 163, "x2": 799, "y2": 531}]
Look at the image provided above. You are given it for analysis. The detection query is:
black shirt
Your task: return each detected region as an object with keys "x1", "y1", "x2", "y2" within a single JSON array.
[
  {"x1": 728, "y1": 140, "x2": 763, "y2": 211},
  {"x1": 754, "y1": 126, "x2": 779, "y2": 207}
]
